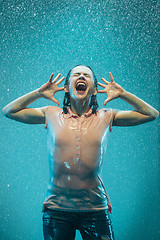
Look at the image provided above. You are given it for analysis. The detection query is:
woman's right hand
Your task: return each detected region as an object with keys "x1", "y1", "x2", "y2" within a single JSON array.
[{"x1": 38, "y1": 73, "x2": 65, "y2": 105}]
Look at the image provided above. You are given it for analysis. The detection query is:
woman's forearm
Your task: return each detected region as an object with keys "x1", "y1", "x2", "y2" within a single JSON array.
[
  {"x1": 120, "y1": 90, "x2": 159, "y2": 118},
  {"x1": 2, "y1": 89, "x2": 43, "y2": 115}
]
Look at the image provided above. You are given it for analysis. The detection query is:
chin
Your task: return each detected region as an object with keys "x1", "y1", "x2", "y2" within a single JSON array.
[{"x1": 75, "y1": 90, "x2": 89, "y2": 99}]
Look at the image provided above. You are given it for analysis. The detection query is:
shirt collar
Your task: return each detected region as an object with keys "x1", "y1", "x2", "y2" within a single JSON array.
[{"x1": 66, "y1": 107, "x2": 93, "y2": 118}]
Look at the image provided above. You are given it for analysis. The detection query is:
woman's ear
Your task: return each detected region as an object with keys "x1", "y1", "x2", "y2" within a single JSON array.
[{"x1": 64, "y1": 85, "x2": 69, "y2": 93}]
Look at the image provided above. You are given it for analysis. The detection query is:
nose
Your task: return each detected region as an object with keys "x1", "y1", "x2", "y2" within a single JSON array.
[{"x1": 78, "y1": 76, "x2": 85, "y2": 80}]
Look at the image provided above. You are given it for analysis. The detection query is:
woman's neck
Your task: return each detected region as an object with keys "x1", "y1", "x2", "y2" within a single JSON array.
[{"x1": 70, "y1": 98, "x2": 90, "y2": 116}]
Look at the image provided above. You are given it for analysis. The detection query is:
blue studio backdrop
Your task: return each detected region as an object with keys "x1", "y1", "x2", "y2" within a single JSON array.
[{"x1": 0, "y1": 0, "x2": 159, "y2": 239}]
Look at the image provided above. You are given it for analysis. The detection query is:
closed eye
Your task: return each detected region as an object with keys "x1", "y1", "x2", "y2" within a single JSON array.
[
  {"x1": 84, "y1": 73, "x2": 90, "y2": 77},
  {"x1": 73, "y1": 73, "x2": 80, "y2": 76}
]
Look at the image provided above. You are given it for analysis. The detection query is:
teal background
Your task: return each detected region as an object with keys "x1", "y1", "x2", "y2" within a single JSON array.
[{"x1": 0, "y1": 0, "x2": 159, "y2": 239}]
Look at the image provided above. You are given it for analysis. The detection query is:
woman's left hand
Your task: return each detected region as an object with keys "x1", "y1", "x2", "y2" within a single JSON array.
[{"x1": 98, "y1": 72, "x2": 124, "y2": 106}]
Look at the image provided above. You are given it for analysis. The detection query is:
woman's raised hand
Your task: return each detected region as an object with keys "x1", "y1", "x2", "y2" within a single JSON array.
[
  {"x1": 38, "y1": 73, "x2": 65, "y2": 105},
  {"x1": 98, "y1": 72, "x2": 124, "y2": 106}
]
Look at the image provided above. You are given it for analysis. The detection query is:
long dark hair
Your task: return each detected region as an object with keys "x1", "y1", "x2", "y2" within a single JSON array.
[{"x1": 63, "y1": 65, "x2": 99, "y2": 114}]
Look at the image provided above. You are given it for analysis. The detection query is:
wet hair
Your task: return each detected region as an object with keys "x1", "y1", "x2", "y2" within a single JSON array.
[{"x1": 63, "y1": 65, "x2": 99, "y2": 114}]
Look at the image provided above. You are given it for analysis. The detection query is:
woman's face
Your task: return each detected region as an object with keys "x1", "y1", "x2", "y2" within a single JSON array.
[{"x1": 65, "y1": 65, "x2": 97, "y2": 101}]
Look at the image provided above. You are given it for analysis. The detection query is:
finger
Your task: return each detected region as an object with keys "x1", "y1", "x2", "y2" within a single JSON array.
[
  {"x1": 50, "y1": 96, "x2": 60, "y2": 105},
  {"x1": 49, "y1": 73, "x2": 54, "y2": 83},
  {"x1": 108, "y1": 204, "x2": 112, "y2": 214},
  {"x1": 104, "y1": 97, "x2": 112, "y2": 106},
  {"x1": 97, "y1": 89, "x2": 106, "y2": 93},
  {"x1": 56, "y1": 76, "x2": 65, "y2": 85},
  {"x1": 109, "y1": 72, "x2": 114, "y2": 82},
  {"x1": 52, "y1": 73, "x2": 61, "y2": 83},
  {"x1": 57, "y1": 87, "x2": 64, "y2": 91},
  {"x1": 101, "y1": 78, "x2": 109, "y2": 84},
  {"x1": 98, "y1": 82, "x2": 106, "y2": 88}
]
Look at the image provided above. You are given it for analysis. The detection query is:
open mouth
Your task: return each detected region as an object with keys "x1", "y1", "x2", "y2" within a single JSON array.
[{"x1": 76, "y1": 81, "x2": 87, "y2": 92}]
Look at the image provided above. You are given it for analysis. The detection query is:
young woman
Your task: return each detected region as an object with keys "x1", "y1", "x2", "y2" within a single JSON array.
[{"x1": 3, "y1": 65, "x2": 159, "y2": 240}]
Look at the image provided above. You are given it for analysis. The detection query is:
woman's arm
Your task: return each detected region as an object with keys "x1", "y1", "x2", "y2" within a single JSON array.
[
  {"x1": 98, "y1": 73, "x2": 159, "y2": 126},
  {"x1": 2, "y1": 73, "x2": 65, "y2": 124},
  {"x1": 113, "y1": 90, "x2": 159, "y2": 126}
]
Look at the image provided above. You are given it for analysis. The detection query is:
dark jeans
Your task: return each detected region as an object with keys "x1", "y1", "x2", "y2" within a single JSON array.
[{"x1": 43, "y1": 208, "x2": 115, "y2": 240}]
